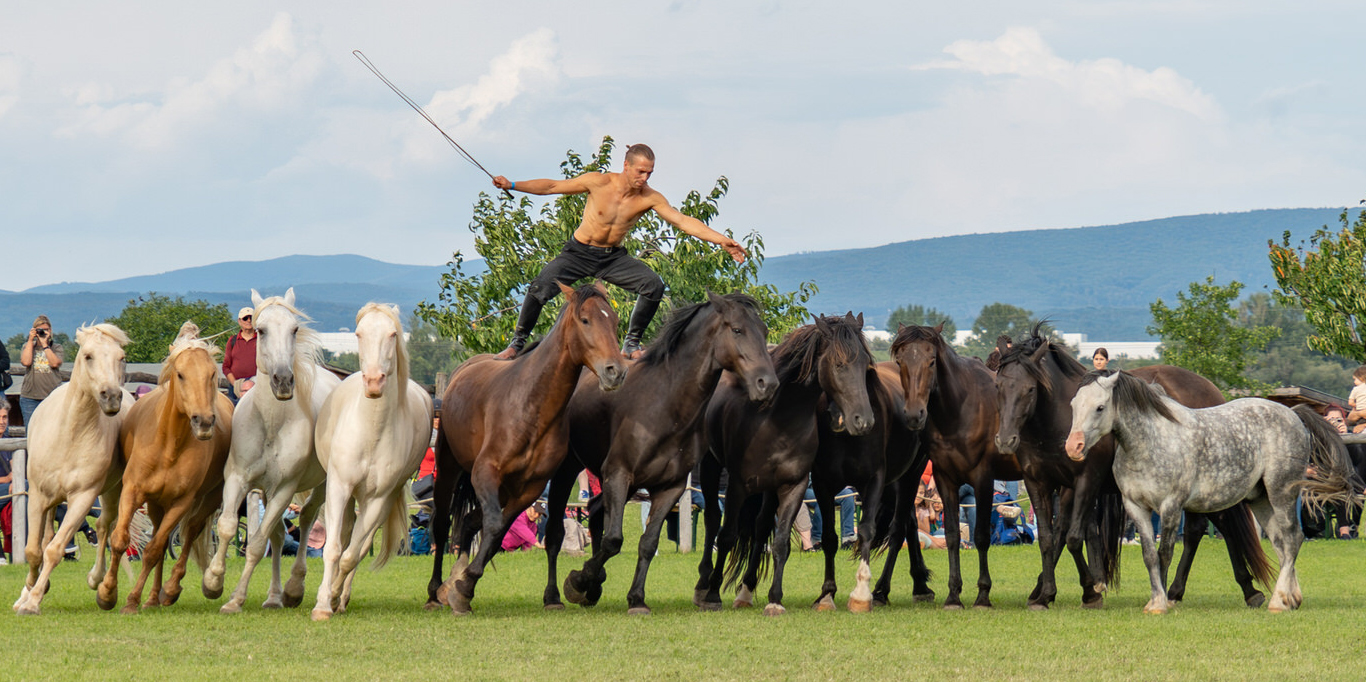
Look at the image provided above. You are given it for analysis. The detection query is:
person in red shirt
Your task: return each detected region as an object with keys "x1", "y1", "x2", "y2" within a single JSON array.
[{"x1": 222, "y1": 306, "x2": 258, "y2": 404}]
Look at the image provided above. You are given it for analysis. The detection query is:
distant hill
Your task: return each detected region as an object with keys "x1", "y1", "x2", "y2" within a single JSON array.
[{"x1": 0, "y1": 208, "x2": 1348, "y2": 342}]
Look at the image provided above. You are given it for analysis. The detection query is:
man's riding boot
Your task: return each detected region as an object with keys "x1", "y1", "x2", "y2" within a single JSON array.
[
  {"x1": 495, "y1": 333, "x2": 528, "y2": 360},
  {"x1": 622, "y1": 296, "x2": 660, "y2": 358}
]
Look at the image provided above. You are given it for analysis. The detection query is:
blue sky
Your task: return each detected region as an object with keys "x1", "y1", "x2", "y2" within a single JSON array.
[{"x1": 2, "y1": 1, "x2": 1363, "y2": 291}]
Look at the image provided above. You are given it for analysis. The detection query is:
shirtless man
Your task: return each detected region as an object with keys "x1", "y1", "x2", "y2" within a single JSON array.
[{"x1": 491, "y1": 143, "x2": 747, "y2": 359}]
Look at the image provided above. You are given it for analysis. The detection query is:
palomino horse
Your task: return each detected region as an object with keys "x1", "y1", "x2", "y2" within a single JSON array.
[
  {"x1": 13, "y1": 324, "x2": 133, "y2": 615},
  {"x1": 546, "y1": 292, "x2": 777, "y2": 615},
  {"x1": 692, "y1": 312, "x2": 875, "y2": 616},
  {"x1": 97, "y1": 322, "x2": 233, "y2": 614},
  {"x1": 995, "y1": 329, "x2": 1270, "y2": 608},
  {"x1": 1067, "y1": 371, "x2": 1362, "y2": 613},
  {"x1": 310, "y1": 304, "x2": 432, "y2": 621},
  {"x1": 891, "y1": 323, "x2": 1023, "y2": 609},
  {"x1": 204, "y1": 288, "x2": 341, "y2": 613},
  {"x1": 431, "y1": 282, "x2": 625, "y2": 614}
]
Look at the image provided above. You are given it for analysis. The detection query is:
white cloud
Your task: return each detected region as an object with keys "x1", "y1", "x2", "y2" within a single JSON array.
[{"x1": 0, "y1": 55, "x2": 21, "y2": 120}]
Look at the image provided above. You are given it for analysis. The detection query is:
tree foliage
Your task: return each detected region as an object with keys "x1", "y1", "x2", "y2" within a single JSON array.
[
  {"x1": 103, "y1": 293, "x2": 235, "y2": 363},
  {"x1": 1268, "y1": 206, "x2": 1366, "y2": 363},
  {"x1": 417, "y1": 136, "x2": 817, "y2": 358},
  {"x1": 405, "y1": 310, "x2": 461, "y2": 387},
  {"x1": 886, "y1": 304, "x2": 956, "y2": 339},
  {"x1": 1238, "y1": 292, "x2": 1355, "y2": 392},
  {"x1": 1148, "y1": 277, "x2": 1279, "y2": 390},
  {"x1": 6, "y1": 331, "x2": 74, "y2": 365},
  {"x1": 962, "y1": 302, "x2": 1060, "y2": 360}
]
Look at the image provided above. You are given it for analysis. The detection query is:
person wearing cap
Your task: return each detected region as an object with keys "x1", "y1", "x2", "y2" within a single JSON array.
[
  {"x1": 501, "y1": 502, "x2": 546, "y2": 551},
  {"x1": 222, "y1": 306, "x2": 258, "y2": 404}
]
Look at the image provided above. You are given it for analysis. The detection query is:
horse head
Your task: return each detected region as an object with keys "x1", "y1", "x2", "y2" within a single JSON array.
[
  {"x1": 890, "y1": 323, "x2": 945, "y2": 430},
  {"x1": 355, "y1": 303, "x2": 406, "y2": 400},
  {"x1": 163, "y1": 322, "x2": 221, "y2": 440},
  {"x1": 252, "y1": 287, "x2": 309, "y2": 401},
  {"x1": 993, "y1": 339, "x2": 1052, "y2": 455},
  {"x1": 706, "y1": 291, "x2": 776, "y2": 403},
  {"x1": 558, "y1": 282, "x2": 626, "y2": 391},
  {"x1": 814, "y1": 312, "x2": 875, "y2": 436},
  {"x1": 73, "y1": 323, "x2": 130, "y2": 416},
  {"x1": 1065, "y1": 371, "x2": 1120, "y2": 461}
]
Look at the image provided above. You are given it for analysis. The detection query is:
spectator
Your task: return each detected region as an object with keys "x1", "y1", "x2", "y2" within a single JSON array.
[
  {"x1": 804, "y1": 482, "x2": 859, "y2": 549},
  {"x1": 502, "y1": 502, "x2": 545, "y2": 551},
  {"x1": 1, "y1": 403, "x2": 10, "y2": 563},
  {"x1": 222, "y1": 307, "x2": 257, "y2": 404},
  {"x1": 916, "y1": 479, "x2": 947, "y2": 549},
  {"x1": 989, "y1": 481, "x2": 1034, "y2": 545},
  {"x1": 1325, "y1": 405, "x2": 1349, "y2": 435},
  {"x1": 1347, "y1": 367, "x2": 1366, "y2": 433},
  {"x1": 306, "y1": 519, "x2": 326, "y2": 558},
  {"x1": 19, "y1": 315, "x2": 64, "y2": 427},
  {"x1": 1091, "y1": 348, "x2": 1110, "y2": 372},
  {"x1": 0, "y1": 333, "x2": 11, "y2": 398}
]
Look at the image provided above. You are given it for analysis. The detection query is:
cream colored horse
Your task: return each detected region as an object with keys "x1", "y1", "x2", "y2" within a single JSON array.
[
  {"x1": 310, "y1": 304, "x2": 431, "y2": 621},
  {"x1": 203, "y1": 288, "x2": 340, "y2": 613},
  {"x1": 12, "y1": 324, "x2": 133, "y2": 615}
]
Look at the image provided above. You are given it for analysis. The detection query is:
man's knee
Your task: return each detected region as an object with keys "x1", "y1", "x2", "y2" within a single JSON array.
[
  {"x1": 526, "y1": 277, "x2": 567, "y2": 305},
  {"x1": 637, "y1": 275, "x2": 665, "y2": 302}
]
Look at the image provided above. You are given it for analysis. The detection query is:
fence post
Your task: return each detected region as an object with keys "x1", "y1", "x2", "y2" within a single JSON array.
[
  {"x1": 678, "y1": 472, "x2": 693, "y2": 553},
  {"x1": 12, "y1": 446, "x2": 26, "y2": 564}
]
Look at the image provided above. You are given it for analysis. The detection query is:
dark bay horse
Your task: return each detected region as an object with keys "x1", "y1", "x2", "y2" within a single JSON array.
[
  {"x1": 891, "y1": 323, "x2": 1022, "y2": 609},
  {"x1": 806, "y1": 360, "x2": 924, "y2": 611},
  {"x1": 691, "y1": 312, "x2": 875, "y2": 616},
  {"x1": 541, "y1": 292, "x2": 777, "y2": 615},
  {"x1": 427, "y1": 282, "x2": 626, "y2": 614},
  {"x1": 995, "y1": 329, "x2": 1271, "y2": 608}
]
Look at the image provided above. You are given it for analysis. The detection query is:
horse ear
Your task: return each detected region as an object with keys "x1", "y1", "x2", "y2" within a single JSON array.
[
  {"x1": 933, "y1": 322, "x2": 944, "y2": 335},
  {"x1": 251, "y1": 289, "x2": 264, "y2": 308},
  {"x1": 851, "y1": 312, "x2": 863, "y2": 329},
  {"x1": 283, "y1": 287, "x2": 296, "y2": 307},
  {"x1": 557, "y1": 281, "x2": 575, "y2": 297},
  {"x1": 814, "y1": 314, "x2": 832, "y2": 335},
  {"x1": 1098, "y1": 372, "x2": 1122, "y2": 390},
  {"x1": 1029, "y1": 342, "x2": 1049, "y2": 362},
  {"x1": 897, "y1": 323, "x2": 906, "y2": 333},
  {"x1": 591, "y1": 280, "x2": 609, "y2": 296},
  {"x1": 997, "y1": 336, "x2": 1013, "y2": 357},
  {"x1": 706, "y1": 290, "x2": 726, "y2": 309}
]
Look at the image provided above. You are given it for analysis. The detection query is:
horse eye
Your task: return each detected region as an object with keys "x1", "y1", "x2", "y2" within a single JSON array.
[
  {"x1": 732, "y1": 327, "x2": 742, "y2": 334},
  {"x1": 580, "y1": 317, "x2": 589, "y2": 324},
  {"x1": 1096, "y1": 405, "x2": 1104, "y2": 413}
]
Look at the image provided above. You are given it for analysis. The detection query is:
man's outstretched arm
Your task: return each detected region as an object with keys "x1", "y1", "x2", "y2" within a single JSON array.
[
  {"x1": 654, "y1": 201, "x2": 748, "y2": 263},
  {"x1": 492, "y1": 173, "x2": 600, "y2": 196}
]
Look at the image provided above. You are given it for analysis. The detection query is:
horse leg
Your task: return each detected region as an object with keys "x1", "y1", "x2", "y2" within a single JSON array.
[
  {"x1": 701, "y1": 483, "x2": 749, "y2": 611},
  {"x1": 450, "y1": 464, "x2": 523, "y2": 615},
  {"x1": 97, "y1": 487, "x2": 142, "y2": 611},
  {"x1": 542, "y1": 464, "x2": 577, "y2": 610},
  {"x1": 259, "y1": 491, "x2": 298, "y2": 609},
  {"x1": 1067, "y1": 480, "x2": 1108, "y2": 608},
  {"x1": 812, "y1": 484, "x2": 840, "y2": 611},
  {"x1": 847, "y1": 478, "x2": 883, "y2": 613},
  {"x1": 1207, "y1": 505, "x2": 1266, "y2": 607},
  {"x1": 764, "y1": 483, "x2": 806, "y2": 617},
  {"x1": 935, "y1": 476, "x2": 966, "y2": 610},
  {"x1": 566, "y1": 472, "x2": 630, "y2": 608},
  {"x1": 127, "y1": 503, "x2": 189, "y2": 615},
  {"x1": 1123, "y1": 498, "x2": 1167, "y2": 614},
  {"x1": 142, "y1": 505, "x2": 168, "y2": 610},
  {"x1": 736, "y1": 492, "x2": 777, "y2": 609},
  {"x1": 88, "y1": 485, "x2": 120, "y2": 591},
  {"x1": 425, "y1": 464, "x2": 459, "y2": 609},
  {"x1": 1166, "y1": 512, "x2": 1206, "y2": 603},
  {"x1": 283, "y1": 484, "x2": 325, "y2": 608},
  {"x1": 870, "y1": 483, "x2": 903, "y2": 608},
  {"x1": 1025, "y1": 481, "x2": 1059, "y2": 610},
  {"x1": 625, "y1": 482, "x2": 688, "y2": 615},
  {"x1": 328, "y1": 494, "x2": 392, "y2": 615},
  {"x1": 1254, "y1": 492, "x2": 1303, "y2": 612},
  {"x1": 204, "y1": 470, "x2": 248, "y2": 600},
  {"x1": 311, "y1": 480, "x2": 352, "y2": 621},
  {"x1": 163, "y1": 502, "x2": 215, "y2": 606},
  {"x1": 12, "y1": 493, "x2": 51, "y2": 613},
  {"x1": 25, "y1": 492, "x2": 97, "y2": 616},
  {"x1": 970, "y1": 479, "x2": 995, "y2": 609},
  {"x1": 693, "y1": 453, "x2": 724, "y2": 608}
]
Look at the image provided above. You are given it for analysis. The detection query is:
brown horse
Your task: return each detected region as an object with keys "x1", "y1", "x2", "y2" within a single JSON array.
[
  {"x1": 428, "y1": 282, "x2": 626, "y2": 614},
  {"x1": 96, "y1": 322, "x2": 233, "y2": 614},
  {"x1": 891, "y1": 323, "x2": 1023, "y2": 609}
]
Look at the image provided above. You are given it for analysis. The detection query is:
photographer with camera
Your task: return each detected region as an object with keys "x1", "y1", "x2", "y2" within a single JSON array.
[{"x1": 19, "y1": 314, "x2": 64, "y2": 428}]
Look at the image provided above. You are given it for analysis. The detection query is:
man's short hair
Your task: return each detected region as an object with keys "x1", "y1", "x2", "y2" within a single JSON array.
[
  {"x1": 1354, "y1": 365, "x2": 1366, "y2": 382},
  {"x1": 624, "y1": 143, "x2": 654, "y2": 163}
]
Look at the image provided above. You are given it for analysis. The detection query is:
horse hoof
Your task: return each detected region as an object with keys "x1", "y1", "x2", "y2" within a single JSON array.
[
  {"x1": 732, "y1": 598, "x2": 753, "y2": 609},
  {"x1": 943, "y1": 603, "x2": 964, "y2": 611},
  {"x1": 450, "y1": 592, "x2": 473, "y2": 615},
  {"x1": 544, "y1": 602, "x2": 565, "y2": 611},
  {"x1": 563, "y1": 575, "x2": 588, "y2": 606},
  {"x1": 972, "y1": 603, "x2": 993, "y2": 610},
  {"x1": 1246, "y1": 592, "x2": 1266, "y2": 608},
  {"x1": 912, "y1": 591, "x2": 936, "y2": 603},
  {"x1": 220, "y1": 602, "x2": 242, "y2": 615},
  {"x1": 1143, "y1": 604, "x2": 1168, "y2": 615},
  {"x1": 310, "y1": 608, "x2": 332, "y2": 622},
  {"x1": 763, "y1": 603, "x2": 787, "y2": 617},
  {"x1": 1028, "y1": 602, "x2": 1049, "y2": 611},
  {"x1": 697, "y1": 601, "x2": 722, "y2": 612},
  {"x1": 262, "y1": 599, "x2": 283, "y2": 610},
  {"x1": 423, "y1": 600, "x2": 444, "y2": 612},
  {"x1": 96, "y1": 593, "x2": 116, "y2": 611},
  {"x1": 627, "y1": 606, "x2": 652, "y2": 616},
  {"x1": 202, "y1": 585, "x2": 224, "y2": 600},
  {"x1": 872, "y1": 597, "x2": 889, "y2": 608},
  {"x1": 813, "y1": 595, "x2": 836, "y2": 612},
  {"x1": 120, "y1": 604, "x2": 140, "y2": 616},
  {"x1": 847, "y1": 597, "x2": 872, "y2": 613},
  {"x1": 693, "y1": 589, "x2": 709, "y2": 608},
  {"x1": 15, "y1": 604, "x2": 40, "y2": 616},
  {"x1": 281, "y1": 592, "x2": 303, "y2": 608},
  {"x1": 160, "y1": 591, "x2": 180, "y2": 607},
  {"x1": 1083, "y1": 597, "x2": 1104, "y2": 610}
]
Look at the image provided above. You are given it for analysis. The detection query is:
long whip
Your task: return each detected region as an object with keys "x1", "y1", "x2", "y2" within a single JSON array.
[{"x1": 352, "y1": 50, "x2": 514, "y2": 200}]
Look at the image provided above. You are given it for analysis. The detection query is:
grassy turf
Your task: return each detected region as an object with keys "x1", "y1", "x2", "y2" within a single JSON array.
[{"x1": 4, "y1": 511, "x2": 1364, "y2": 681}]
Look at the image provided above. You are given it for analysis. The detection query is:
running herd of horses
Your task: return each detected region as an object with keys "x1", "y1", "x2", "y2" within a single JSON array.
[{"x1": 10, "y1": 283, "x2": 1364, "y2": 619}]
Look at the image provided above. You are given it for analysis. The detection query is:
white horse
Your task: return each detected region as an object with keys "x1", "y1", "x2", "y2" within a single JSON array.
[
  {"x1": 13, "y1": 324, "x2": 134, "y2": 615},
  {"x1": 310, "y1": 303, "x2": 431, "y2": 621},
  {"x1": 202, "y1": 288, "x2": 341, "y2": 613}
]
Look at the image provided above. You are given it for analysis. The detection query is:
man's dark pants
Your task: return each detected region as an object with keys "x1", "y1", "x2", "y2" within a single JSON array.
[{"x1": 512, "y1": 237, "x2": 664, "y2": 345}]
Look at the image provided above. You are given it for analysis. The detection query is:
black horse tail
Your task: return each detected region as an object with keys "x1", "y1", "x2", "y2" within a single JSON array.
[
  {"x1": 1219, "y1": 502, "x2": 1275, "y2": 592},
  {"x1": 1096, "y1": 487, "x2": 1125, "y2": 590},
  {"x1": 867, "y1": 481, "x2": 901, "y2": 556},
  {"x1": 448, "y1": 468, "x2": 479, "y2": 550},
  {"x1": 1294, "y1": 404, "x2": 1365, "y2": 516},
  {"x1": 722, "y1": 494, "x2": 770, "y2": 590}
]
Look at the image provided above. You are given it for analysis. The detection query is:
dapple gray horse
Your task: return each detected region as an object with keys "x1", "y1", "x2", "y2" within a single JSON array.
[{"x1": 1066, "y1": 371, "x2": 1360, "y2": 614}]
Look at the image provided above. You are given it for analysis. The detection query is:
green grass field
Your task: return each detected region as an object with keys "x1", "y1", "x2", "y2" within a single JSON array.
[{"x1": 4, "y1": 511, "x2": 1365, "y2": 681}]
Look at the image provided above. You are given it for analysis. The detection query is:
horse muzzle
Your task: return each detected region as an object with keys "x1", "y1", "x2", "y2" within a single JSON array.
[
  {"x1": 1064, "y1": 431, "x2": 1088, "y2": 461},
  {"x1": 746, "y1": 371, "x2": 778, "y2": 403},
  {"x1": 595, "y1": 361, "x2": 626, "y2": 392},
  {"x1": 995, "y1": 433, "x2": 1020, "y2": 456},
  {"x1": 98, "y1": 389, "x2": 123, "y2": 416},
  {"x1": 271, "y1": 372, "x2": 295, "y2": 401},
  {"x1": 362, "y1": 372, "x2": 387, "y2": 399},
  {"x1": 190, "y1": 414, "x2": 216, "y2": 441}
]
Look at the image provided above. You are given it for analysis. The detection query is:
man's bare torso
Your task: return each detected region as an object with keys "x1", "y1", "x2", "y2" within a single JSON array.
[{"x1": 574, "y1": 172, "x2": 659, "y2": 248}]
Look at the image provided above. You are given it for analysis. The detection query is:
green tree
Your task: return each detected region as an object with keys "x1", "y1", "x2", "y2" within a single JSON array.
[
  {"x1": 417, "y1": 136, "x2": 817, "y2": 358},
  {"x1": 1268, "y1": 206, "x2": 1366, "y2": 363},
  {"x1": 104, "y1": 293, "x2": 235, "y2": 363},
  {"x1": 6, "y1": 331, "x2": 74, "y2": 366},
  {"x1": 405, "y1": 311, "x2": 461, "y2": 387},
  {"x1": 886, "y1": 304, "x2": 956, "y2": 339},
  {"x1": 1238, "y1": 292, "x2": 1355, "y2": 391},
  {"x1": 962, "y1": 303, "x2": 1045, "y2": 360},
  {"x1": 1147, "y1": 277, "x2": 1279, "y2": 390}
]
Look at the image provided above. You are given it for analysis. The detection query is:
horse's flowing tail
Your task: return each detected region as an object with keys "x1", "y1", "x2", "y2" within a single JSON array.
[
  {"x1": 1294, "y1": 404, "x2": 1365, "y2": 516},
  {"x1": 186, "y1": 522, "x2": 213, "y2": 573},
  {"x1": 371, "y1": 488, "x2": 411, "y2": 570},
  {"x1": 722, "y1": 494, "x2": 769, "y2": 590},
  {"x1": 1218, "y1": 502, "x2": 1275, "y2": 591},
  {"x1": 1096, "y1": 487, "x2": 1125, "y2": 590}
]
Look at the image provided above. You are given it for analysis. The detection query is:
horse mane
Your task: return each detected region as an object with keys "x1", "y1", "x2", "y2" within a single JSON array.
[
  {"x1": 637, "y1": 292, "x2": 761, "y2": 368},
  {"x1": 356, "y1": 303, "x2": 410, "y2": 404},
  {"x1": 517, "y1": 283, "x2": 611, "y2": 360},
  {"x1": 159, "y1": 321, "x2": 220, "y2": 385},
  {"x1": 1080, "y1": 370, "x2": 1179, "y2": 423},
  {"x1": 890, "y1": 324, "x2": 960, "y2": 361},
  {"x1": 773, "y1": 315, "x2": 869, "y2": 385},
  {"x1": 76, "y1": 323, "x2": 130, "y2": 350},
  {"x1": 997, "y1": 322, "x2": 1086, "y2": 393},
  {"x1": 256, "y1": 295, "x2": 322, "y2": 415}
]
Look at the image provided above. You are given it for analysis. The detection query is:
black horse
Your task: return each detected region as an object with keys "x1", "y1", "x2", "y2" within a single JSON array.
[
  {"x1": 692, "y1": 312, "x2": 876, "y2": 616},
  {"x1": 540, "y1": 292, "x2": 777, "y2": 614}
]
